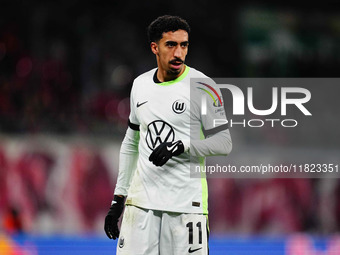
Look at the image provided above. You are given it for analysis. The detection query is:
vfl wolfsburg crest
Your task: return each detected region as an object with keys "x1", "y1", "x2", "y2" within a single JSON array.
[{"x1": 172, "y1": 99, "x2": 186, "y2": 114}]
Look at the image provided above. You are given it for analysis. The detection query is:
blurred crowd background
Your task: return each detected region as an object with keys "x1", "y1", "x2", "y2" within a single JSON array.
[{"x1": 1, "y1": 0, "x2": 340, "y2": 239}]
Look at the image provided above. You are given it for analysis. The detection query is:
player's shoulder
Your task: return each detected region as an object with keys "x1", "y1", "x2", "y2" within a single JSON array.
[
  {"x1": 186, "y1": 66, "x2": 209, "y2": 80},
  {"x1": 188, "y1": 67, "x2": 217, "y2": 95},
  {"x1": 134, "y1": 68, "x2": 157, "y2": 84},
  {"x1": 130, "y1": 68, "x2": 157, "y2": 96},
  {"x1": 188, "y1": 67, "x2": 215, "y2": 83}
]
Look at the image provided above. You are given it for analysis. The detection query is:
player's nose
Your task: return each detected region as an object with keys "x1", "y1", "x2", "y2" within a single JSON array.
[{"x1": 173, "y1": 45, "x2": 183, "y2": 58}]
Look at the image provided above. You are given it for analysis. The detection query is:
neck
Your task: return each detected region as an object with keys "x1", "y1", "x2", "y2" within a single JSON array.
[{"x1": 157, "y1": 65, "x2": 186, "y2": 82}]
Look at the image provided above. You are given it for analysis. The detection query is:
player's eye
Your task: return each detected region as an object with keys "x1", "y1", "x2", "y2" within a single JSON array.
[
  {"x1": 181, "y1": 42, "x2": 189, "y2": 48},
  {"x1": 166, "y1": 42, "x2": 177, "y2": 47}
]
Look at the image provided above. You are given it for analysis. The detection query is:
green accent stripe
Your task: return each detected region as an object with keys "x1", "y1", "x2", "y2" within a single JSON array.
[
  {"x1": 206, "y1": 215, "x2": 210, "y2": 234},
  {"x1": 200, "y1": 127, "x2": 208, "y2": 215},
  {"x1": 156, "y1": 65, "x2": 190, "y2": 86},
  {"x1": 201, "y1": 172, "x2": 208, "y2": 214}
]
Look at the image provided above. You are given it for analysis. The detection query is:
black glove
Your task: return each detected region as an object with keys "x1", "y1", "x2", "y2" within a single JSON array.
[
  {"x1": 104, "y1": 195, "x2": 125, "y2": 240},
  {"x1": 149, "y1": 140, "x2": 184, "y2": 167}
]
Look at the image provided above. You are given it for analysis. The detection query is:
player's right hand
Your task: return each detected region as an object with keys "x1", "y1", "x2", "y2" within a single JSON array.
[
  {"x1": 104, "y1": 195, "x2": 125, "y2": 240},
  {"x1": 149, "y1": 140, "x2": 184, "y2": 167}
]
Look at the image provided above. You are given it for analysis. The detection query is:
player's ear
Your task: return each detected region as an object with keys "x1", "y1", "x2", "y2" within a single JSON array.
[{"x1": 150, "y1": 42, "x2": 158, "y2": 55}]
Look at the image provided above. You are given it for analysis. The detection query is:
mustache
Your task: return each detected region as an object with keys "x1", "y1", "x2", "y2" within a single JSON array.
[{"x1": 169, "y1": 58, "x2": 184, "y2": 64}]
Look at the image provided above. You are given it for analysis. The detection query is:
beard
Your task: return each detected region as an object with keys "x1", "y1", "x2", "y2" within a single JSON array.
[
  {"x1": 167, "y1": 58, "x2": 184, "y2": 75},
  {"x1": 167, "y1": 67, "x2": 181, "y2": 75}
]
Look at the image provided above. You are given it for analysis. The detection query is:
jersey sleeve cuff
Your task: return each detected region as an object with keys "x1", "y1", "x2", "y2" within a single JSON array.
[
  {"x1": 128, "y1": 119, "x2": 140, "y2": 131},
  {"x1": 202, "y1": 123, "x2": 229, "y2": 137},
  {"x1": 182, "y1": 139, "x2": 190, "y2": 153}
]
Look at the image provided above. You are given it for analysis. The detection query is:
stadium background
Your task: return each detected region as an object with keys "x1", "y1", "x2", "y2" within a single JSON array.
[{"x1": 1, "y1": 1, "x2": 340, "y2": 254}]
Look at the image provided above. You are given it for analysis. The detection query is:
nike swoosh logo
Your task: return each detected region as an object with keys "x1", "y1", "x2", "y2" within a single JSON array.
[
  {"x1": 137, "y1": 101, "x2": 148, "y2": 108},
  {"x1": 111, "y1": 201, "x2": 117, "y2": 206},
  {"x1": 166, "y1": 143, "x2": 177, "y2": 152},
  {"x1": 188, "y1": 247, "x2": 202, "y2": 253}
]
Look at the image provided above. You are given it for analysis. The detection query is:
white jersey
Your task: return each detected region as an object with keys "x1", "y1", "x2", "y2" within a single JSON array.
[{"x1": 116, "y1": 65, "x2": 229, "y2": 214}]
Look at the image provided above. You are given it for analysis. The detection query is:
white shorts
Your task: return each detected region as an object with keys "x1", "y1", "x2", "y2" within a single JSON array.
[{"x1": 116, "y1": 205, "x2": 209, "y2": 255}]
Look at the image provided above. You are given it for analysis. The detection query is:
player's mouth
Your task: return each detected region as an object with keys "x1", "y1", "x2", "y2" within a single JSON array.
[{"x1": 169, "y1": 59, "x2": 184, "y2": 70}]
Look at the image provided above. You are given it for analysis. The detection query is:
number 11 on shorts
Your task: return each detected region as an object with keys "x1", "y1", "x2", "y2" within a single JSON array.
[{"x1": 186, "y1": 221, "x2": 202, "y2": 245}]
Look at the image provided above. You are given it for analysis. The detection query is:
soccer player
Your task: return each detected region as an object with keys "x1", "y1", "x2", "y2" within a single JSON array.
[{"x1": 104, "y1": 15, "x2": 232, "y2": 255}]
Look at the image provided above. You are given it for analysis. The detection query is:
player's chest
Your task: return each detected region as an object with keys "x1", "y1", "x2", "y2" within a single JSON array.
[{"x1": 134, "y1": 85, "x2": 190, "y2": 126}]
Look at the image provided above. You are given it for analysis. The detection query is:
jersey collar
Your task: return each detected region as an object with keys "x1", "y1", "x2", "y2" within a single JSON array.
[{"x1": 154, "y1": 65, "x2": 190, "y2": 86}]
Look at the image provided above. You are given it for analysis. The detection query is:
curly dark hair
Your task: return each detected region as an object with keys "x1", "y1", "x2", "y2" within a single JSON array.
[{"x1": 147, "y1": 15, "x2": 190, "y2": 43}]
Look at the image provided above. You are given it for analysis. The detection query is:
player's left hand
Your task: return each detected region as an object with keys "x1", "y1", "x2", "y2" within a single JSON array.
[
  {"x1": 104, "y1": 195, "x2": 125, "y2": 240},
  {"x1": 149, "y1": 140, "x2": 184, "y2": 166}
]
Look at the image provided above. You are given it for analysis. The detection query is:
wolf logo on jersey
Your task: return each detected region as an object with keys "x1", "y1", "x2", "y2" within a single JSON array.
[{"x1": 172, "y1": 99, "x2": 186, "y2": 114}]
